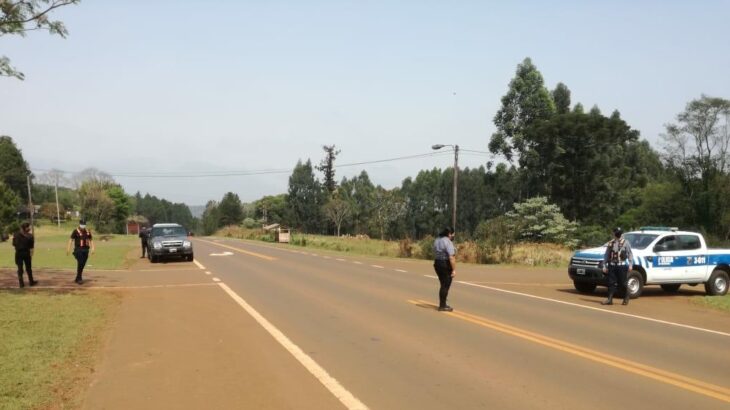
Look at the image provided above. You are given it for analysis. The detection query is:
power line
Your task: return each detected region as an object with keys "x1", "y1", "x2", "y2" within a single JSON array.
[{"x1": 30, "y1": 150, "x2": 455, "y2": 179}]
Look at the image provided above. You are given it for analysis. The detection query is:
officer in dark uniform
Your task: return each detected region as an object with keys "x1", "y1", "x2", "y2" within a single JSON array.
[
  {"x1": 12, "y1": 222, "x2": 37, "y2": 288},
  {"x1": 433, "y1": 227, "x2": 456, "y2": 312},
  {"x1": 67, "y1": 219, "x2": 95, "y2": 284},
  {"x1": 602, "y1": 227, "x2": 633, "y2": 305},
  {"x1": 139, "y1": 227, "x2": 149, "y2": 258}
]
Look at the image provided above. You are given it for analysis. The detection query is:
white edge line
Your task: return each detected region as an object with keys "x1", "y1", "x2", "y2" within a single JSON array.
[
  {"x1": 193, "y1": 260, "x2": 206, "y2": 270},
  {"x1": 216, "y1": 282, "x2": 368, "y2": 410},
  {"x1": 419, "y1": 274, "x2": 730, "y2": 338}
]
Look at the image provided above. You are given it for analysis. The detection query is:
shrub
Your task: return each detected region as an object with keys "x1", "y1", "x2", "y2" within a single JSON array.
[
  {"x1": 416, "y1": 235, "x2": 435, "y2": 260},
  {"x1": 398, "y1": 238, "x2": 413, "y2": 258}
]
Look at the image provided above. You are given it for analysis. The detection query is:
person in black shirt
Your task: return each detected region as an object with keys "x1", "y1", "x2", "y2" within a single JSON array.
[
  {"x1": 66, "y1": 219, "x2": 95, "y2": 284},
  {"x1": 138, "y1": 227, "x2": 149, "y2": 258},
  {"x1": 12, "y1": 222, "x2": 36, "y2": 288}
]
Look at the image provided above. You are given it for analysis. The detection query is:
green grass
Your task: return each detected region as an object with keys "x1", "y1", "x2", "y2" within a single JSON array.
[
  {"x1": 691, "y1": 294, "x2": 730, "y2": 313},
  {"x1": 0, "y1": 222, "x2": 138, "y2": 270},
  {"x1": 0, "y1": 290, "x2": 119, "y2": 410}
]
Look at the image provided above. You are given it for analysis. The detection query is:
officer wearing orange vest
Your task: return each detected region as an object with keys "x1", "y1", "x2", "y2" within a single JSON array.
[{"x1": 66, "y1": 219, "x2": 95, "y2": 284}]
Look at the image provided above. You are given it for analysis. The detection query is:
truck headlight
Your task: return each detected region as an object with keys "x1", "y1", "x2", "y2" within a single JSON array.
[
  {"x1": 183, "y1": 241, "x2": 191, "y2": 248},
  {"x1": 153, "y1": 242, "x2": 162, "y2": 249}
]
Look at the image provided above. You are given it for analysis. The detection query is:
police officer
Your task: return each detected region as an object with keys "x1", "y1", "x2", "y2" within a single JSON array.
[
  {"x1": 433, "y1": 227, "x2": 456, "y2": 312},
  {"x1": 12, "y1": 222, "x2": 37, "y2": 288},
  {"x1": 602, "y1": 227, "x2": 633, "y2": 305},
  {"x1": 139, "y1": 226, "x2": 149, "y2": 258},
  {"x1": 66, "y1": 219, "x2": 95, "y2": 284}
]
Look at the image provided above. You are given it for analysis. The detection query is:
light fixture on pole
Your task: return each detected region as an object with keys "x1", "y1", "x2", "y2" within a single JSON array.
[{"x1": 431, "y1": 144, "x2": 459, "y2": 232}]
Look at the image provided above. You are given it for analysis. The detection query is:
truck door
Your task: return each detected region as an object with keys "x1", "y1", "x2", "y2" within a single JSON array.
[
  {"x1": 677, "y1": 234, "x2": 707, "y2": 281},
  {"x1": 651, "y1": 235, "x2": 687, "y2": 281}
]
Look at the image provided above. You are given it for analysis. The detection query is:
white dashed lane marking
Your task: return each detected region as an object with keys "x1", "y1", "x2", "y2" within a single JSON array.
[
  {"x1": 212, "y1": 277, "x2": 221, "y2": 282},
  {"x1": 371, "y1": 265, "x2": 384, "y2": 269}
]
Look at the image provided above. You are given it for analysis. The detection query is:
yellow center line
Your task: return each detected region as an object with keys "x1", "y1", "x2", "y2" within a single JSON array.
[
  {"x1": 409, "y1": 299, "x2": 730, "y2": 403},
  {"x1": 195, "y1": 238, "x2": 277, "y2": 261}
]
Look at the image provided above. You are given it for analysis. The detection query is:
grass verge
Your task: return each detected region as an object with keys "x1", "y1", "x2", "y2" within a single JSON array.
[
  {"x1": 0, "y1": 222, "x2": 139, "y2": 270},
  {"x1": 215, "y1": 226, "x2": 572, "y2": 267},
  {"x1": 0, "y1": 290, "x2": 120, "y2": 409},
  {"x1": 691, "y1": 295, "x2": 730, "y2": 313}
]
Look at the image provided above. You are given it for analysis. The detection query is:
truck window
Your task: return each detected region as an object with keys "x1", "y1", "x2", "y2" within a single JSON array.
[
  {"x1": 654, "y1": 235, "x2": 679, "y2": 252},
  {"x1": 678, "y1": 235, "x2": 701, "y2": 250}
]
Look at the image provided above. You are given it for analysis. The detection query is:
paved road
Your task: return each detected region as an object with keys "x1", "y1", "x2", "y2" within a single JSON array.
[{"x1": 190, "y1": 237, "x2": 730, "y2": 409}]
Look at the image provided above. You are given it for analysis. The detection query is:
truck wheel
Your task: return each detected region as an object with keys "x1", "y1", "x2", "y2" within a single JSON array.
[
  {"x1": 626, "y1": 271, "x2": 644, "y2": 299},
  {"x1": 151, "y1": 255, "x2": 158, "y2": 264},
  {"x1": 573, "y1": 281, "x2": 596, "y2": 294},
  {"x1": 660, "y1": 284, "x2": 681, "y2": 293},
  {"x1": 187, "y1": 254, "x2": 194, "y2": 262},
  {"x1": 705, "y1": 269, "x2": 729, "y2": 296}
]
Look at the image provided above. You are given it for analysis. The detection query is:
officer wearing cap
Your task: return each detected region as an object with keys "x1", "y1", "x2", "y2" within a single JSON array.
[
  {"x1": 433, "y1": 227, "x2": 456, "y2": 311},
  {"x1": 139, "y1": 226, "x2": 149, "y2": 258},
  {"x1": 12, "y1": 222, "x2": 37, "y2": 288},
  {"x1": 67, "y1": 219, "x2": 95, "y2": 284},
  {"x1": 602, "y1": 227, "x2": 633, "y2": 305}
]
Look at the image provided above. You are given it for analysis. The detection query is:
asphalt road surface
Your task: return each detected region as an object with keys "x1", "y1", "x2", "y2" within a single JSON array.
[{"x1": 190, "y1": 237, "x2": 730, "y2": 409}]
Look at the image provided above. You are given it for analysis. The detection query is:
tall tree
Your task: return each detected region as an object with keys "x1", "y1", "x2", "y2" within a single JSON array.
[
  {"x1": 0, "y1": 135, "x2": 31, "y2": 200},
  {"x1": 0, "y1": 181, "x2": 21, "y2": 235},
  {"x1": 287, "y1": 160, "x2": 325, "y2": 233},
  {"x1": 340, "y1": 171, "x2": 375, "y2": 235},
  {"x1": 218, "y1": 192, "x2": 243, "y2": 226},
  {"x1": 0, "y1": 0, "x2": 80, "y2": 80},
  {"x1": 316, "y1": 145, "x2": 340, "y2": 194},
  {"x1": 370, "y1": 187, "x2": 406, "y2": 240},
  {"x1": 323, "y1": 189, "x2": 352, "y2": 236},
  {"x1": 488, "y1": 57, "x2": 556, "y2": 162},
  {"x1": 552, "y1": 82, "x2": 571, "y2": 115},
  {"x1": 200, "y1": 200, "x2": 220, "y2": 235}
]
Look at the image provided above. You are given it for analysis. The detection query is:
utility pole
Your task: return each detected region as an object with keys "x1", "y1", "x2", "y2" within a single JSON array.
[
  {"x1": 452, "y1": 145, "x2": 459, "y2": 232},
  {"x1": 26, "y1": 174, "x2": 33, "y2": 231},
  {"x1": 55, "y1": 172, "x2": 61, "y2": 228}
]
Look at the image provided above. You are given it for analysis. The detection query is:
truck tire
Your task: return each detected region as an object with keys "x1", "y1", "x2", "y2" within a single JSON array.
[
  {"x1": 705, "y1": 269, "x2": 729, "y2": 296},
  {"x1": 660, "y1": 284, "x2": 681, "y2": 293},
  {"x1": 573, "y1": 281, "x2": 597, "y2": 294},
  {"x1": 151, "y1": 255, "x2": 158, "y2": 264},
  {"x1": 625, "y1": 271, "x2": 644, "y2": 299}
]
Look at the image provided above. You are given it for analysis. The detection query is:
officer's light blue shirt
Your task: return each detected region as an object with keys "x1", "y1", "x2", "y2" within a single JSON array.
[{"x1": 434, "y1": 236, "x2": 455, "y2": 260}]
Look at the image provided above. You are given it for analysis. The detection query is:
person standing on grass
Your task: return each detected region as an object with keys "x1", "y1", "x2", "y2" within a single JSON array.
[
  {"x1": 433, "y1": 227, "x2": 456, "y2": 312},
  {"x1": 66, "y1": 219, "x2": 95, "y2": 285},
  {"x1": 12, "y1": 222, "x2": 37, "y2": 288}
]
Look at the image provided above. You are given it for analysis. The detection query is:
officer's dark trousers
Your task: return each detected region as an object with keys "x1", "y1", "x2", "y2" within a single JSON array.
[
  {"x1": 73, "y1": 249, "x2": 89, "y2": 281},
  {"x1": 606, "y1": 264, "x2": 628, "y2": 296},
  {"x1": 434, "y1": 259, "x2": 453, "y2": 307},
  {"x1": 141, "y1": 240, "x2": 147, "y2": 257},
  {"x1": 15, "y1": 251, "x2": 33, "y2": 286}
]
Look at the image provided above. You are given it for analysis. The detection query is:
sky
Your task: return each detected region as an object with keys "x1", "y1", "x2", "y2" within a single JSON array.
[{"x1": 2, "y1": 0, "x2": 729, "y2": 206}]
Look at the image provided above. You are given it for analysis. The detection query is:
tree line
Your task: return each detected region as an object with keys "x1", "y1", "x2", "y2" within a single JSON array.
[{"x1": 202, "y1": 58, "x2": 730, "y2": 247}]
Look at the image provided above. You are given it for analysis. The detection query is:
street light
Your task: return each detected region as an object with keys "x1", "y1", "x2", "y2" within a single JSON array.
[{"x1": 432, "y1": 144, "x2": 459, "y2": 232}]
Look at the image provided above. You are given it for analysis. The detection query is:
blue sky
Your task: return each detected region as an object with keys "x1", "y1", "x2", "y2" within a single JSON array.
[{"x1": 2, "y1": 1, "x2": 729, "y2": 205}]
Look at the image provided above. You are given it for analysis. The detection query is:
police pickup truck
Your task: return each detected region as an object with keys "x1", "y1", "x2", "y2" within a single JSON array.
[{"x1": 568, "y1": 227, "x2": 730, "y2": 298}]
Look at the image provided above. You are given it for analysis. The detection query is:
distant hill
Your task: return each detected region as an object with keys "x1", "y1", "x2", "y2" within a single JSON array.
[{"x1": 188, "y1": 205, "x2": 206, "y2": 218}]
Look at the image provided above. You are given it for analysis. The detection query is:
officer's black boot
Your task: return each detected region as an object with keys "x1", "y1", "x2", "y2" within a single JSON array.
[
  {"x1": 28, "y1": 272, "x2": 38, "y2": 286},
  {"x1": 622, "y1": 293, "x2": 630, "y2": 305},
  {"x1": 601, "y1": 292, "x2": 614, "y2": 305},
  {"x1": 18, "y1": 273, "x2": 25, "y2": 288}
]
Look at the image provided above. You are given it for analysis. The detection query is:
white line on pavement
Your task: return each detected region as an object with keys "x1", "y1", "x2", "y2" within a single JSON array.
[
  {"x1": 216, "y1": 282, "x2": 369, "y2": 410},
  {"x1": 205, "y1": 271, "x2": 212, "y2": 275},
  {"x1": 212, "y1": 277, "x2": 221, "y2": 282},
  {"x1": 371, "y1": 265, "x2": 384, "y2": 269},
  {"x1": 353, "y1": 261, "x2": 363, "y2": 265},
  {"x1": 395, "y1": 269, "x2": 407, "y2": 273},
  {"x1": 336, "y1": 258, "x2": 346, "y2": 262},
  {"x1": 420, "y1": 274, "x2": 730, "y2": 338},
  {"x1": 193, "y1": 259, "x2": 206, "y2": 270}
]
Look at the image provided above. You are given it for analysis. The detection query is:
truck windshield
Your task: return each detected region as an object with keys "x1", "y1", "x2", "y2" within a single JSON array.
[
  {"x1": 623, "y1": 233, "x2": 658, "y2": 250},
  {"x1": 151, "y1": 226, "x2": 187, "y2": 237}
]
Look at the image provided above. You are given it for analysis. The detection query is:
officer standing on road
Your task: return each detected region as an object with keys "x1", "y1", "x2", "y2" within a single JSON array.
[
  {"x1": 67, "y1": 219, "x2": 95, "y2": 285},
  {"x1": 12, "y1": 222, "x2": 37, "y2": 288},
  {"x1": 139, "y1": 226, "x2": 149, "y2": 258},
  {"x1": 602, "y1": 227, "x2": 633, "y2": 305},
  {"x1": 433, "y1": 227, "x2": 456, "y2": 312}
]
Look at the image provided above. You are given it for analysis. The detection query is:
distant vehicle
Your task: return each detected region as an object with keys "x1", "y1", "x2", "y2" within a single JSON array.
[
  {"x1": 568, "y1": 227, "x2": 730, "y2": 298},
  {"x1": 147, "y1": 223, "x2": 194, "y2": 263}
]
